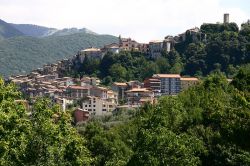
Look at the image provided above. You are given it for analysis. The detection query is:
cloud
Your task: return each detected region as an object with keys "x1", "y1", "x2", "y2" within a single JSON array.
[{"x1": 0, "y1": 0, "x2": 249, "y2": 42}]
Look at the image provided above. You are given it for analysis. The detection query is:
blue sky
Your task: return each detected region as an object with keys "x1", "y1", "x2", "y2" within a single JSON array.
[{"x1": 0, "y1": 0, "x2": 249, "y2": 42}]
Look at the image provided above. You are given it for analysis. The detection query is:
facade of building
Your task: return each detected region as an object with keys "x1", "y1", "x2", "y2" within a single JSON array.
[
  {"x1": 149, "y1": 40, "x2": 164, "y2": 58},
  {"x1": 125, "y1": 88, "x2": 154, "y2": 105},
  {"x1": 119, "y1": 36, "x2": 140, "y2": 51},
  {"x1": 74, "y1": 108, "x2": 90, "y2": 124},
  {"x1": 153, "y1": 74, "x2": 181, "y2": 95},
  {"x1": 78, "y1": 47, "x2": 103, "y2": 63},
  {"x1": 65, "y1": 85, "x2": 90, "y2": 99},
  {"x1": 111, "y1": 82, "x2": 128, "y2": 101},
  {"x1": 103, "y1": 43, "x2": 120, "y2": 54},
  {"x1": 90, "y1": 86, "x2": 108, "y2": 99},
  {"x1": 180, "y1": 77, "x2": 199, "y2": 91},
  {"x1": 143, "y1": 78, "x2": 161, "y2": 97},
  {"x1": 82, "y1": 96, "x2": 116, "y2": 116}
]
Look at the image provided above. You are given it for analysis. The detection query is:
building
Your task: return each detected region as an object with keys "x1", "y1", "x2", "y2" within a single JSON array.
[
  {"x1": 143, "y1": 78, "x2": 161, "y2": 97},
  {"x1": 119, "y1": 36, "x2": 140, "y2": 51},
  {"x1": 103, "y1": 43, "x2": 120, "y2": 54},
  {"x1": 90, "y1": 86, "x2": 108, "y2": 99},
  {"x1": 111, "y1": 82, "x2": 128, "y2": 101},
  {"x1": 163, "y1": 36, "x2": 176, "y2": 52},
  {"x1": 74, "y1": 108, "x2": 90, "y2": 124},
  {"x1": 65, "y1": 85, "x2": 90, "y2": 99},
  {"x1": 148, "y1": 40, "x2": 164, "y2": 58},
  {"x1": 180, "y1": 77, "x2": 199, "y2": 91},
  {"x1": 78, "y1": 47, "x2": 103, "y2": 63},
  {"x1": 125, "y1": 88, "x2": 154, "y2": 105},
  {"x1": 224, "y1": 13, "x2": 229, "y2": 23},
  {"x1": 152, "y1": 74, "x2": 181, "y2": 95},
  {"x1": 82, "y1": 96, "x2": 117, "y2": 116},
  {"x1": 81, "y1": 77, "x2": 100, "y2": 86}
]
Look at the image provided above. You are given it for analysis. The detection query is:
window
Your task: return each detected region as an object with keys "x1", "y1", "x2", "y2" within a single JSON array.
[
  {"x1": 102, "y1": 109, "x2": 107, "y2": 111},
  {"x1": 85, "y1": 105, "x2": 87, "y2": 107},
  {"x1": 93, "y1": 105, "x2": 96, "y2": 107},
  {"x1": 93, "y1": 109, "x2": 96, "y2": 111},
  {"x1": 88, "y1": 109, "x2": 92, "y2": 111},
  {"x1": 89, "y1": 105, "x2": 91, "y2": 107}
]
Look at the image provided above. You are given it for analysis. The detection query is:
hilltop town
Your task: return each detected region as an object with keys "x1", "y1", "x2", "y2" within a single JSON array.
[{"x1": 8, "y1": 14, "x2": 245, "y2": 124}]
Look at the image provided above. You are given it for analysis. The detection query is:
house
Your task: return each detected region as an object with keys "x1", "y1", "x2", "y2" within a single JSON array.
[
  {"x1": 107, "y1": 90, "x2": 118, "y2": 104},
  {"x1": 81, "y1": 77, "x2": 100, "y2": 86},
  {"x1": 180, "y1": 77, "x2": 199, "y2": 91},
  {"x1": 144, "y1": 78, "x2": 161, "y2": 97},
  {"x1": 65, "y1": 85, "x2": 90, "y2": 99},
  {"x1": 103, "y1": 43, "x2": 120, "y2": 54},
  {"x1": 152, "y1": 74, "x2": 181, "y2": 95},
  {"x1": 149, "y1": 40, "x2": 164, "y2": 58},
  {"x1": 163, "y1": 36, "x2": 176, "y2": 52},
  {"x1": 125, "y1": 88, "x2": 154, "y2": 105},
  {"x1": 78, "y1": 47, "x2": 103, "y2": 63},
  {"x1": 111, "y1": 82, "x2": 128, "y2": 101},
  {"x1": 127, "y1": 80, "x2": 143, "y2": 89},
  {"x1": 119, "y1": 36, "x2": 140, "y2": 51},
  {"x1": 74, "y1": 108, "x2": 90, "y2": 124},
  {"x1": 82, "y1": 96, "x2": 117, "y2": 116},
  {"x1": 90, "y1": 86, "x2": 108, "y2": 99}
]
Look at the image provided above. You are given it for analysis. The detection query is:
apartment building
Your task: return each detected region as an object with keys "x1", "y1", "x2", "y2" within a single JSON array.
[
  {"x1": 65, "y1": 85, "x2": 90, "y2": 99},
  {"x1": 144, "y1": 78, "x2": 161, "y2": 97},
  {"x1": 152, "y1": 74, "x2": 181, "y2": 95},
  {"x1": 125, "y1": 88, "x2": 154, "y2": 105},
  {"x1": 111, "y1": 82, "x2": 128, "y2": 101},
  {"x1": 82, "y1": 96, "x2": 117, "y2": 116}
]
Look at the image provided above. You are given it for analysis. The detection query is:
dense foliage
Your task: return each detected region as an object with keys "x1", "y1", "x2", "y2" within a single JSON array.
[
  {"x1": 0, "y1": 33, "x2": 118, "y2": 77},
  {"x1": 0, "y1": 65, "x2": 250, "y2": 165},
  {"x1": 81, "y1": 66, "x2": 250, "y2": 165},
  {"x1": 0, "y1": 78, "x2": 92, "y2": 165}
]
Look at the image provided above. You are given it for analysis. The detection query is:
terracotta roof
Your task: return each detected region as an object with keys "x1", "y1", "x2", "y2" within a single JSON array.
[
  {"x1": 114, "y1": 82, "x2": 127, "y2": 86},
  {"x1": 82, "y1": 48, "x2": 101, "y2": 52},
  {"x1": 126, "y1": 88, "x2": 151, "y2": 93},
  {"x1": 180, "y1": 77, "x2": 199, "y2": 81},
  {"x1": 153, "y1": 74, "x2": 181, "y2": 78},
  {"x1": 67, "y1": 86, "x2": 89, "y2": 90}
]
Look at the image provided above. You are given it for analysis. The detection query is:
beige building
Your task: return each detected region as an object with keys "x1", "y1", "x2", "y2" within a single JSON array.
[
  {"x1": 65, "y1": 85, "x2": 90, "y2": 99},
  {"x1": 180, "y1": 77, "x2": 199, "y2": 91},
  {"x1": 82, "y1": 96, "x2": 117, "y2": 116},
  {"x1": 125, "y1": 88, "x2": 154, "y2": 105},
  {"x1": 78, "y1": 47, "x2": 103, "y2": 63}
]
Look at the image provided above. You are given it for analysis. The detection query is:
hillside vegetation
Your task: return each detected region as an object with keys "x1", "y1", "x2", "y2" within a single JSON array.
[
  {"x1": 0, "y1": 33, "x2": 118, "y2": 77},
  {"x1": 0, "y1": 65, "x2": 249, "y2": 165}
]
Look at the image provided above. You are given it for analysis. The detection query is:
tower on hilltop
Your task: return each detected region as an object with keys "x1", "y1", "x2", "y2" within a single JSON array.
[{"x1": 224, "y1": 13, "x2": 229, "y2": 23}]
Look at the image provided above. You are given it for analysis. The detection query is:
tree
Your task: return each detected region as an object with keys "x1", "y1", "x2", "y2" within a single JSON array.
[{"x1": 109, "y1": 64, "x2": 127, "y2": 82}]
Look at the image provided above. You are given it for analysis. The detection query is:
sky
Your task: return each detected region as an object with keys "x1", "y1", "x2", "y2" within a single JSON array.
[{"x1": 0, "y1": 0, "x2": 249, "y2": 42}]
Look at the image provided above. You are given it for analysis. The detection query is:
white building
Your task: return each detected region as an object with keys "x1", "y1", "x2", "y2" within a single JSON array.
[{"x1": 82, "y1": 96, "x2": 117, "y2": 116}]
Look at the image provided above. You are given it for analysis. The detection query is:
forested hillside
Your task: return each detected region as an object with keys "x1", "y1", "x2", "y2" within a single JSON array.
[
  {"x1": 0, "y1": 33, "x2": 118, "y2": 77},
  {"x1": 1, "y1": 65, "x2": 249, "y2": 165}
]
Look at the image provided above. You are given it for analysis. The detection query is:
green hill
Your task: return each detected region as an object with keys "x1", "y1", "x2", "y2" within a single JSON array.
[
  {"x1": 10, "y1": 23, "x2": 57, "y2": 37},
  {"x1": 0, "y1": 33, "x2": 118, "y2": 77},
  {"x1": 0, "y1": 19, "x2": 24, "y2": 39}
]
